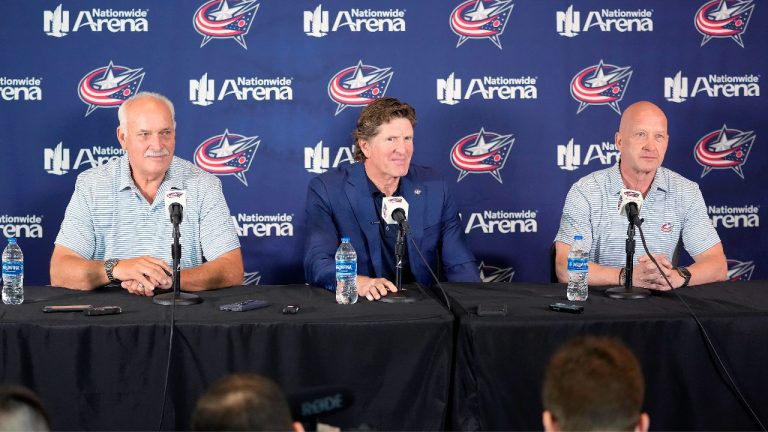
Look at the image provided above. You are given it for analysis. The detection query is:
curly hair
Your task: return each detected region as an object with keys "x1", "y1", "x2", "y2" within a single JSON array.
[{"x1": 352, "y1": 97, "x2": 416, "y2": 162}]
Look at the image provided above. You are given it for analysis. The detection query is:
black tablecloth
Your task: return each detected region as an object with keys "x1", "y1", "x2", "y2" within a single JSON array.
[
  {"x1": 0, "y1": 285, "x2": 454, "y2": 431},
  {"x1": 444, "y1": 281, "x2": 768, "y2": 431}
]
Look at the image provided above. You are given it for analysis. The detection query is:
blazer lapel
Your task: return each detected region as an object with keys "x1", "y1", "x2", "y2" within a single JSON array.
[{"x1": 345, "y1": 164, "x2": 384, "y2": 277}]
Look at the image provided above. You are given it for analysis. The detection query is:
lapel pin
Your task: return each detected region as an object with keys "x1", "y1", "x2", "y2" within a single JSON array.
[{"x1": 414, "y1": 188, "x2": 422, "y2": 195}]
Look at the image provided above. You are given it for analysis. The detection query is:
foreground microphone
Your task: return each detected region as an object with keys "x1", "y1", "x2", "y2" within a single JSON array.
[
  {"x1": 381, "y1": 196, "x2": 410, "y2": 232},
  {"x1": 617, "y1": 188, "x2": 644, "y2": 225},
  {"x1": 164, "y1": 190, "x2": 186, "y2": 225}
]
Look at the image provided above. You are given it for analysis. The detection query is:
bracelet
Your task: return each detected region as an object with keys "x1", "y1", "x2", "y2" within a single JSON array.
[{"x1": 618, "y1": 267, "x2": 626, "y2": 286}]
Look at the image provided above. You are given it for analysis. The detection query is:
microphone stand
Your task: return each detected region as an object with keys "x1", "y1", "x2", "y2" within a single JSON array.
[
  {"x1": 154, "y1": 219, "x2": 202, "y2": 306},
  {"x1": 380, "y1": 222, "x2": 419, "y2": 304},
  {"x1": 606, "y1": 217, "x2": 650, "y2": 300}
]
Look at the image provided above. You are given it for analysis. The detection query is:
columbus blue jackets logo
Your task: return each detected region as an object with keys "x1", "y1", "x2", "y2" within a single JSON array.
[
  {"x1": 450, "y1": 0, "x2": 514, "y2": 49},
  {"x1": 194, "y1": 0, "x2": 259, "y2": 49},
  {"x1": 694, "y1": 124, "x2": 755, "y2": 178},
  {"x1": 727, "y1": 258, "x2": 754, "y2": 281},
  {"x1": 327, "y1": 60, "x2": 393, "y2": 116},
  {"x1": 78, "y1": 61, "x2": 145, "y2": 117},
  {"x1": 478, "y1": 261, "x2": 514, "y2": 282},
  {"x1": 570, "y1": 60, "x2": 633, "y2": 115},
  {"x1": 194, "y1": 129, "x2": 260, "y2": 186},
  {"x1": 695, "y1": 0, "x2": 754, "y2": 48},
  {"x1": 451, "y1": 127, "x2": 514, "y2": 183}
]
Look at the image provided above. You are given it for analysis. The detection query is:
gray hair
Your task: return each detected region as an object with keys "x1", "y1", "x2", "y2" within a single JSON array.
[{"x1": 117, "y1": 91, "x2": 176, "y2": 132}]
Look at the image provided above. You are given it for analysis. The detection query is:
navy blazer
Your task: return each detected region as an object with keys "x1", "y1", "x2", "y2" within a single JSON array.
[{"x1": 304, "y1": 163, "x2": 480, "y2": 291}]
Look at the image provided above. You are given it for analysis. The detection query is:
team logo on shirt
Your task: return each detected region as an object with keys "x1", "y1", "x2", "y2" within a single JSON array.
[
  {"x1": 194, "y1": 0, "x2": 259, "y2": 49},
  {"x1": 451, "y1": 127, "x2": 514, "y2": 183},
  {"x1": 660, "y1": 223, "x2": 673, "y2": 233},
  {"x1": 450, "y1": 0, "x2": 514, "y2": 49},
  {"x1": 194, "y1": 129, "x2": 260, "y2": 186},
  {"x1": 694, "y1": 124, "x2": 755, "y2": 178},
  {"x1": 695, "y1": 0, "x2": 754, "y2": 48},
  {"x1": 727, "y1": 259, "x2": 754, "y2": 281},
  {"x1": 570, "y1": 60, "x2": 633, "y2": 115},
  {"x1": 78, "y1": 61, "x2": 145, "y2": 117},
  {"x1": 327, "y1": 60, "x2": 393, "y2": 116},
  {"x1": 478, "y1": 261, "x2": 514, "y2": 282}
]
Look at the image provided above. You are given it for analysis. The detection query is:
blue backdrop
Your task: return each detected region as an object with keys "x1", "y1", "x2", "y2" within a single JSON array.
[{"x1": 1, "y1": 0, "x2": 764, "y2": 286}]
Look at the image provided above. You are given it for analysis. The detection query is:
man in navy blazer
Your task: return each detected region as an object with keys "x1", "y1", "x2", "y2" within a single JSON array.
[{"x1": 304, "y1": 97, "x2": 480, "y2": 301}]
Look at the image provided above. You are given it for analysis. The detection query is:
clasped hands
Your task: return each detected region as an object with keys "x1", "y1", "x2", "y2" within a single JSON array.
[
  {"x1": 112, "y1": 256, "x2": 173, "y2": 296},
  {"x1": 631, "y1": 253, "x2": 682, "y2": 291}
]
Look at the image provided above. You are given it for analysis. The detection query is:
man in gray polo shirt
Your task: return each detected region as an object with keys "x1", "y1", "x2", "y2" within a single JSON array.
[
  {"x1": 50, "y1": 92, "x2": 243, "y2": 296},
  {"x1": 554, "y1": 101, "x2": 727, "y2": 290}
]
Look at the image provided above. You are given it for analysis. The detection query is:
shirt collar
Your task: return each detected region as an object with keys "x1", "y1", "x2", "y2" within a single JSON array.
[{"x1": 610, "y1": 161, "x2": 669, "y2": 197}]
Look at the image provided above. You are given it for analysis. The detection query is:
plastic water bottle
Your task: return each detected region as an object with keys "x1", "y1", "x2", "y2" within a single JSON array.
[
  {"x1": 335, "y1": 237, "x2": 358, "y2": 304},
  {"x1": 566, "y1": 235, "x2": 589, "y2": 301},
  {"x1": 2, "y1": 237, "x2": 24, "y2": 305}
]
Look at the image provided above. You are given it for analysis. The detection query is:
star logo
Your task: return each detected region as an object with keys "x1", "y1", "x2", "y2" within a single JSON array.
[
  {"x1": 194, "y1": 0, "x2": 260, "y2": 49},
  {"x1": 694, "y1": 124, "x2": 755, "y2": 178},
  {"x1": 243, "y1": 271, "x2": 262, "y2": 285},
  {"x1": 727, "y1": 259, "x2": 754, "y2": 281},
  {"x1": 327, "y1": 60, "x2": 394, "y2": 116},
  {"x1": 450, "y1": 0, "x2": 515, "y2": 49},
  {"x1": 478, "y1": 261, "x2": 515, "y2": 283},
  {"x1": 695, "y1": 0, "x2": 754, "y2": 47},
  {"x1": 194, "y1": 129, "x2": 261, "y2": 186},
  {"x1": 570, "y1": 60, "x2": 633, "y2": 115},
  {"x1": 78, "y1": 61, "x2": 145, "y2": 117},
  {"x1": 451, "y1": 127, "x2": 514, "y2": 183}
]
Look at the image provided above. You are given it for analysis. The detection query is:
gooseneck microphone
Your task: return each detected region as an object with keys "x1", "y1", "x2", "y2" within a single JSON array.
[
  {"x1": 617, "y1": 188, "x2": 644, "y2": 226},
  {"x1": 379, "y1": 197, "x2": 419, "y2": 303},
  {"x1": 381, "y1": 196, "x2": 410, "y2": 233},
  {"x1": 607, "y1": 188, "x2": 650, "y2": 300}
]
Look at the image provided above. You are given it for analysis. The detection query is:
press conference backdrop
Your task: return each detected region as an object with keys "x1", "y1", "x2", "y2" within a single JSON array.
[{"x1": 0, "y1": 1, "x2": 765, "y2": 286}]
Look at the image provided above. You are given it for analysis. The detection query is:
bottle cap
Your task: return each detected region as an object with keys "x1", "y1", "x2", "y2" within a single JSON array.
[
  {"x1": 574, "y1": 235, "x2": 583, "y2": 241},
  {"x1": 341, "y1": 236, "x2": 350, "y2": 243},
  {"x1": 7, "y1": 237, "x2": 17, "y2": 243}
]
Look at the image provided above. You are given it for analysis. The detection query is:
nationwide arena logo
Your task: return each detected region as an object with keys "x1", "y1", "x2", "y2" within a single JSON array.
[
  {"x1": 464, "y1": 209, "x2": 538, "y2": 234},
  {"x1": 436, "y1": 72, "x2": 537, "y2": 105},
  {"x1": 0, "y1": 77, "x2": 42, "y2": 101},
  {"x1": 727, "y1": 258, "x2": 755, "y2": 281},
  {"x1": 694, "y1": 124, "x2": 755, "y2": 178},
  {"x1": 233, "y1": 213, "x2": 293, "y2": 237},
  {"x1": 709, "y1": 204, "x2": 759, "y2": 229},
  {"x1": 450, "y1": 0, "x2": 514, "y2": 49},
  {"x1": 478, "y1": 261, "x2": 515, "y2": 282},
  {"x1": 451, "y1": 128, "x2": 514, "y2": 183},
  {"x1": 78, "y1": 61, "x2": 145, "y2": 117},
  {"x1": 556, "y1": 5, "x2": 653, "y2": 37},
  {"x1": 664, "y1": 71, "x2": 760, "y2": 103},
  {"x1": 43, "y1": 4, "x2": 149, "y2": 37},
  {"x1": 189, "y1": 73, "x2": 293, "y2": 106},
  {"x1": 43, "y1": 142, "x2": 124, "y2": 175},
  {"x1": 0, "y1": 215, "x2": 44, "y2": 239},
  {"x1": 570, "y1": 60, "x2": 632, "y2": 115},
  {"x1": 194, "y1": 129, "x2": 260, "y2": 186},
  {"x1": 303, "y1": 4, "x2": 406, "y2": 37},
  {"x1": 304, "y1": 141, "x2": 354, "y2": 174},
  {"x1": 695, "y1": 0, "x2": 754, "y2": 48},
  {"x1": 194, "y1": 0, "x2": 260, "y2": 49},
  {"x1": 557, "y1": 138, "x2": 618, "y2": 171},
  {"x1": 327, "y1": 60, "x2": 393, "y2": 116}
]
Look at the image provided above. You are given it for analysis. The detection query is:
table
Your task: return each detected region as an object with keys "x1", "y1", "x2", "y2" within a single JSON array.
[
  {"x1": 445, "y1": 281, "x2": 768, "y2": 430},
  {"x1": 0, "y1": 285, "x2": 454, "y2": 431}
]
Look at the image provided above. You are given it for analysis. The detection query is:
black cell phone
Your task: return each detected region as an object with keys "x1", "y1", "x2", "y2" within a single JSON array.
[
  {"x1": 220, "y1": 299, "x2": 269, "y2": 312},
  {"x1": 84, "y1": 306, "x2": 122, "y2": 316},
  {"x1": 549, "y1": 302, "x2": 584, "y2": 314},
  {"x1": 477, "y1": 303, "x2": 508, "y2": 316},
  {"x1": 42, "y1": 305, "x2": 93, "y2": 313},
  {"x1": 282, "y1": 305, "x2": 300, "y2": 314}
]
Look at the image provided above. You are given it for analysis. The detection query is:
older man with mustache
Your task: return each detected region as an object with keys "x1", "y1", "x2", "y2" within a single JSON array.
[{"x1": 50, "y1": 92, "x2": 243, "y2": 296}]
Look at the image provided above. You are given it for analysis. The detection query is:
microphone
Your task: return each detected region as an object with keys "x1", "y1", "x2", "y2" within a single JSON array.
[
  {"x1": 287, "y1": 387, "x2": 354, "y2": 421},
  {"x1": 381, "y1": 196, "x2": 410, "y2": 232},
  {"x1": 617, "y1": 188, "x2": 643, "y2": 225},
  {"x1": 164, "y1": 190, "x2": 186, "y2": 225}
]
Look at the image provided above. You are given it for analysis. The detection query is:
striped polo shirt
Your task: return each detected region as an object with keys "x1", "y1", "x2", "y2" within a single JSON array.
[
  {"x1": 55, "y1": 155, "x2": 240, "y2": 269},
  {"x1": 555, "y1": 162, "x2": 720, "y2": 266}
]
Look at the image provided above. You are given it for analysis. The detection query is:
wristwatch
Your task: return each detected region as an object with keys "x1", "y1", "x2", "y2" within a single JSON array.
[
  {"x1": 675, "y1": 266, "x2": 691, "y2": 289},
  {"x1": 104, "y1": 258, "x2": 120, "y2": 283}
]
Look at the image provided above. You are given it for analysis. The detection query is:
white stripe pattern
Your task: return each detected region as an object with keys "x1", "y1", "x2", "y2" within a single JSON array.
[{"x1": 555, "y1": 163, "x2": 721, "y2": 267}]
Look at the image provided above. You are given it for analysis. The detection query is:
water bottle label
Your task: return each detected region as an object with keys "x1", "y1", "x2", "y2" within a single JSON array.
[
  {"x1": 567, "y1": 257, "x2": 588, "y2": 272},
  {"x1": 335, "y1": 261, "x2": 357, "y2": 276},
  {"x1": 2, "y1": 261, "x2": 23, "y2": 276}
]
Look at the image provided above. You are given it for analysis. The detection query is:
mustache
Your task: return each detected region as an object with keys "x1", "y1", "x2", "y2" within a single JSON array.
[{"x1": 143, "y1": 148, "x2": 170, "y2": 158}]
